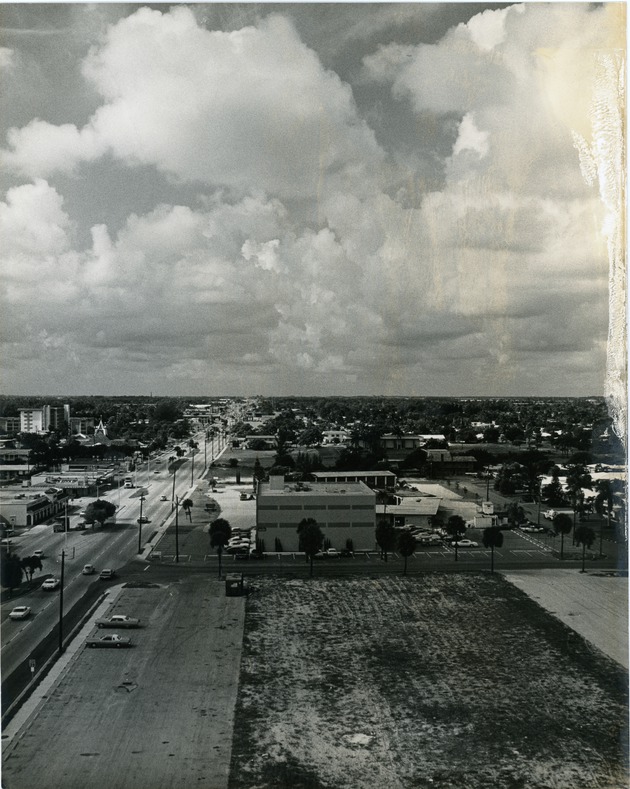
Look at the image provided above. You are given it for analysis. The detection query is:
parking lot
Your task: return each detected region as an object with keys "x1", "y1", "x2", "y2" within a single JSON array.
[{"x1": 2, "y1": 576, "x2": 245, "y2": 789}]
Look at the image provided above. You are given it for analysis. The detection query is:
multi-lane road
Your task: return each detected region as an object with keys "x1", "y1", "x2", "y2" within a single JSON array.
[{"x1": 1, "y1": 433, "x2": 221, "y2": 690}]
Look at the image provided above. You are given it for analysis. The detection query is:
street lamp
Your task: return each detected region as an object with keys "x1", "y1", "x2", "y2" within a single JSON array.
[
  {"x1": 137, "y1": 494, "x2": 146, "y2": 554},
  {"x1": 175, "y1": 495, "x2": 180, "y2": 563}
]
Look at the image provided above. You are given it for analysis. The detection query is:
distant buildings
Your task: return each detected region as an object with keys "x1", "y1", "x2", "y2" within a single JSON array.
[{"x1": 19, "y1": 405, "x2": 70, "y2": 434}]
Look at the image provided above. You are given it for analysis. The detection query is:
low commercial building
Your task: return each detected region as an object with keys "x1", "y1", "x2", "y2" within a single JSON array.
[
  {"x1": 0, "y1": 485, "x2": 68, "y2": 528},
  {"x1": 256, "y1": 476, "x2": 376, "y2": 552},
  {"x1": 376, "y1": 497, "x2": 442, "y2": 529},
  {"x1": 310, "y1": 470, "x2": 396, "y2": 490}
]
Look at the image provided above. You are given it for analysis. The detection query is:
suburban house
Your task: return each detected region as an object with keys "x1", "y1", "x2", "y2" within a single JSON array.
[{"x1": 256, "y1": 476, "x2": 376, "y2": 552}]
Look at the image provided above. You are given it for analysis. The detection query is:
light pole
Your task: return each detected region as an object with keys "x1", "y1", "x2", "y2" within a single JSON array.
[
  {"x1": 58, "y1": 549, "x2": 65, "y2": 654},
  {"x1": 190, "y1": 449, "x2": 194, "y2": 486},
  {"x1": 137, "y1": 494, "x2": 146, "y2": 554},
  {"x1": 204, "y1": 436, "x2": 207, "y2": 471},
  {"x1": 175, "y1": 495, "x2": 180, "y2": 563}
]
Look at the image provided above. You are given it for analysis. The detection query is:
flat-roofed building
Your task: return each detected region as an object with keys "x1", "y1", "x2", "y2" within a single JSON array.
[
  {"x1": 376, "y1": 497, "x2": 442, "y2": 529},
  {"x1": 0, "y1": 417, "x2": 21, "y2": 435},
  {"x1": 310, "y1": 470, "x2": 396, "y2": 490},
  {"x1": 0, "y1": 485, "x2": 68, "y2": 528},
  {"x1": 256, "y1": 476, "x2": 376, "y2": 552}
]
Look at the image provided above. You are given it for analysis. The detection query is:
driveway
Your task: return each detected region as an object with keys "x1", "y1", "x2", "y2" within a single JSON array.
[{"x1": 2, "y1": 575, "x2": 245, "y2": 789}]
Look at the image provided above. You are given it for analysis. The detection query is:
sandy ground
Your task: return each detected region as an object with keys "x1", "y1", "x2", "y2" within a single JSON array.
[
  {"x1": 2, "y1": 575, "x2": 245, "y2": 789},
  {"x1": 504, "y1": 569, "x2": 628, "y2": 669},
  {"x1": 230, "y1": 573, "x2": 628, "y2": 789}
]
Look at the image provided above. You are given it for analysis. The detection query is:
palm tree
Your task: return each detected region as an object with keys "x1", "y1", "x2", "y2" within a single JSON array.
[
  {"x1": 553, "y1": 513, "x2": 573, "y2": 559},
  {"x1": 445, "y1": 515, "x2": 466, "y2": 562},
  {"x1": 375, "y1": 519, "x2": 397, "y2": 562},
  {"x1": 181, "y1": 498, "x2": 193, "y2": 522},
  {"x1": 482, "y1": 527, "x2": 504, "y2": 573},
  {"x1": 574, "y1": 525, "x2": 596, "y2": 573},
  {"x1": 209, "y1": 518, "x2": 231, "y2": 578},
  {"x1": 297, "y1": 518, "x2": 324, "y2": 577},
  {"x1": 397, "y1": 530, "x2": 417, "y2": 576},
  {"x1": 594, "y1": 479, "x2": 614, "y2": 556}
]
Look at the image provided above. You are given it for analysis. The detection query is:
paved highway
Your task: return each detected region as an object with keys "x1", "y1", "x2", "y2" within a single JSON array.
[{"x1": 1, "y1": 434, "x2": 222, "y2": 680}]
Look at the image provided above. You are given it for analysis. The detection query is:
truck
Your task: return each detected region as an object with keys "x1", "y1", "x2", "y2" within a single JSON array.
[
  {"x1": 86, "y1": 633, "x2": 132, "y2": 648},
  {"x1": 96, "y1": 614, "x2": 140, "y2": 629}
]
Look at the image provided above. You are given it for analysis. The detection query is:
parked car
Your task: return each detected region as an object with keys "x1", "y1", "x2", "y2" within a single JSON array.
[
  {"x1": 96, "y1": 614, "x2": 140, "y2": 629},
  {"x1": 9, "y1": 605, "x2": 31, "y2": 620},
  {"x1": 99, "y1": 569, "x2": 116, "y2": 580},
  {"x1": 452, "y1": 539, "x2": 479, "y2": 548},
  {"x1": 324, "y1": 548, "x2": 340, "y2": 558},
  {"x1": 42, "y1": 577, "x2": 60, "y2": 590},
  {"x1": 82, "y1": 564, "x2": 96, "y2": 575},
  {"x1": 239, "y1": 493, "x2": 249, "y2": 501},
  {"x1": 87, "y1": 634, "x2": 132, "y2": 649}
]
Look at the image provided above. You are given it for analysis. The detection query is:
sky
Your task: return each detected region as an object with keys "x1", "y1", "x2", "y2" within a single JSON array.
[{"x1": 0, "y1": 2, "x2": 625, "y2": 398}]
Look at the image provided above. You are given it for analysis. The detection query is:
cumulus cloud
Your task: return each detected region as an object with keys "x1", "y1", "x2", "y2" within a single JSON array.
[
  {"x1": 2, "y1": 7, "x2": 384, "y2": 199},
  {"x1": 0, "y1": 4, "x2": 620, "y2": 396}
]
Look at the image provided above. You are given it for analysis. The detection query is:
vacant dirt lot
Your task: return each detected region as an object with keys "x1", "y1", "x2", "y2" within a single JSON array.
[{"x1": 229, "y1": 574, "x2": 628, "y2": 789}]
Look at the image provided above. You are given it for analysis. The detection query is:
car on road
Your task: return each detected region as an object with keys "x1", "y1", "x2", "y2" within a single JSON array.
[
  {"x1": 87, "y1": 634, "x2": 132, "y2": 649},
  {"x1": 160, "y1": 495, "x2": 168, "y2": 502},
  {"x1": 137, "y1": 516, "x2": 151, "y2": 524},
  {"x1": 9, "y1": 605, "x2": 31, "y2": 620},
  {"x1": 82, "y1": 564, "x2": 96, "y2": 575},
  {"x1": 32, "y1": 549, "x2": 45, "y2": 559},
  {"x1": 451, "y1": 539, "x2": 479, "y2": 548},
  {"x1": 99, "y1": 568, "x2": 116, "y2": 580},
  {"x1": 324, "y1": 548, "x2": 340, "y2": 558},
  {"x1": 96, "y1": 614, "x2": 140, "y2": 628},
  {"x1": 42, "y1": 577, "x2": 60, "y2": 590}
]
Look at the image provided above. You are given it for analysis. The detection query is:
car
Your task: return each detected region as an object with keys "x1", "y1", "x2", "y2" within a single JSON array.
[
  {"x1": 78, "y1": 510, "x2": 86, "y2": 517},
  {"x1": 137, "y1": 516, "x2": 151, "y2": 524},
  {"x1": 82, "y1": 564, "x2": 96, "y2": 575},
  {"x1": 96, "y1": 614, "x2": 140, "y2": 628},
  {"x1": 99, "y1": 568, "x2": 116, "y2": 580},
  {"x1": 32, "y1": 549, "x2": 45, "y2": 559},
  {"x1": 9, "y1": 605, "x2": 31, "y2": 620},
  {"x1": 324, "y1": 548, "x2": 340, "y2": 558},
  {"x1": 160, "y1": 495, "x2": 168, "y2": 502},
  {"x1": 153, "y1": 470, "x2": 160, "y2": 475},
  {"x1": 42, "y1": 577, "x2": 60, "y2": 590},
  {"x1": 452, "y1": 539, "x2": 479, "y2": 548},
  {"x1": 86, "y1": 634, "x2": 132, "y2": 649},
  {"x1": 240, "y1": 492, "x2": 249, "y2": 501}
]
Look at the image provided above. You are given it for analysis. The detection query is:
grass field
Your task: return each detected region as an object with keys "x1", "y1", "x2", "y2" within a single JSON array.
[{"x1": 229, "y1": 573, "x2": 628, "y2": 789}]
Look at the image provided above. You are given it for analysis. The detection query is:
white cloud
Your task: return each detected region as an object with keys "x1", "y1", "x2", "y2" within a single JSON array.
[{"x1": 2, "y1": 7, "x2": 384, "y2": 199}]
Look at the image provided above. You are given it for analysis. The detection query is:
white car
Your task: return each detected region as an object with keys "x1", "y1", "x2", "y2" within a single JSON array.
[
  {"x1": 9, "y1": 605, "x2": 31, "y2": 620},
  {"x1": 160, "y1": 495, "x2": 168, "y2": 502},
  {"x1": 32, "y1": 549, "x2": 45, "y2": 559},
  {"x1": 452, "y1": 539, "x2": 479, "y2": 548},
  {"x1": 82, "y1": 564, "x2": 96, "y2": 575},
  {"x1": 42, "y1": 577, "x2": 61, "y2": 590}
]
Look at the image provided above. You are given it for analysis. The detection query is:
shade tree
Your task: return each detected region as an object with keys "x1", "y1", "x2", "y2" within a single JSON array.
[{"x1": 209, "y1": 518, "x2": 231, "y2": 578}]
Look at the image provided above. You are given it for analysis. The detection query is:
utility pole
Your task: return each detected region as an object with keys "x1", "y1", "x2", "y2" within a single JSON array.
[
  {"x1": 204, "y1": 436, "x2": 207, "y2": 471},
  {"x1": 58, "y1": 550, "x2": 65, "y2": 654},
  {"x1": 190, "y1": 449, "x2": 194, "y2": 486},
  {"x1": 171, "y1": 465, "x2": 177, "y2": 504}
]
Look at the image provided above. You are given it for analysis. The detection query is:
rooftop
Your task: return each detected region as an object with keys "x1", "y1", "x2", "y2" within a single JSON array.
[{"x1": 259, "y1": 481, "x2": 373, "y2": 497}]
